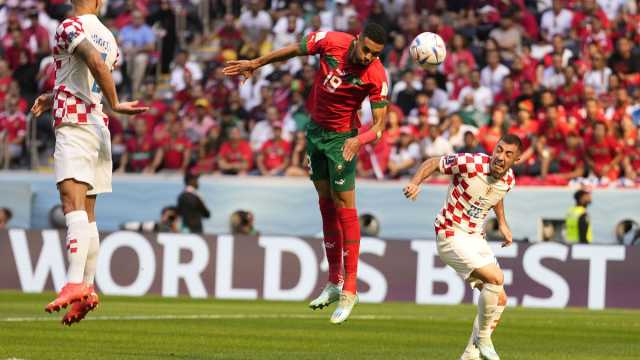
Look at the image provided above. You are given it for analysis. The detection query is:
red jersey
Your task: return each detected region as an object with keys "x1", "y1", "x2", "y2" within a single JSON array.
[
  {"x1": 126, "y1": 135, "x2": 155, "y2": 172},
  {"x1": 219, "y1": 140, "x2": 253, "y2": 169},
  {"x1": 260, "y1": 139, "x2": 291, "y2": 171},
  {"x1": 157, "y1": 136, "x2": 192, "y2": 170},
  {"x1": 509, "y1": 120, "x2": 539, "y2": 150},
  {"x1": 626, "y1": 146, "x2": 640, "y2": 169},
  {"x1": 585, "y1": 136, "x2": 620, "y2": 167},
  {"x1": 540, "y1": 120, "x2": 570, "y2": 152},
  {"x1": 0, "y1": 111, "x2": 26, "y2": 142},
  {"x1": 477, "y1": 126, "x2": 503, "y2": 153},
  {"x1": 301, "y1": 31, "x2": 388, "y2": 132},
  {"x1": 557, "y1": 146, "x2": 585, "y2": 173}
]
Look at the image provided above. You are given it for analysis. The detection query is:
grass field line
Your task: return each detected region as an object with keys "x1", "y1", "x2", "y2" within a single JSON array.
[{"x1": 0, "y1": 313, "x2": 431, "y2": 323}]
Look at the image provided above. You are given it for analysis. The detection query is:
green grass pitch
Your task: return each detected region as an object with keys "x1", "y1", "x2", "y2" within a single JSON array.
[{"x1": 0, "y1": 291, "x2": 638, "y2": 359}]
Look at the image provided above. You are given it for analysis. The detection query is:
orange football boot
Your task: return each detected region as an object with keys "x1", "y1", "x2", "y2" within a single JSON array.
[
  {"x1": 61, "y1": 286, "x2": 100, "y2": 326},
  {"x1": 45, "y1": 283, "x2": 91, "y2": 313}
]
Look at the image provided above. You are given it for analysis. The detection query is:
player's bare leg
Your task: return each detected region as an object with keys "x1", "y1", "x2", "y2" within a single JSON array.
[
  {"x1": 46, "y1": 180, "x2": 93, "y2": 313},
  {"x1": 309, "y1": 180, "x2": 344, "y2": 310},
  {"x1": 460, "y1": 285, "x2": 507, "y2": 360},
  {"x1": 468, "y1": 264, "x2": 504, "y2": 360},
  {"x1": 63, "y1": 195, "x2": 100, "y2": 325},
  {"x1": 330, "y1": 189, "x2": 359, "y2": 324}
]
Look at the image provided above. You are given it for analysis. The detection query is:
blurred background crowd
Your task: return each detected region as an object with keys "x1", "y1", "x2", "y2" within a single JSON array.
[{"x1": 1, "y1": 0, "x2": 640, "y2": 187}]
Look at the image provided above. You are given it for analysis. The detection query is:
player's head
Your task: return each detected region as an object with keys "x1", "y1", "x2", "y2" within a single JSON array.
[
  {"x1": 489, "y1": 134, "x2": 522, "y2": 178},
  {"x1": 71, "y1": 0, "x2": 104, "y2": 15},
  {"x1": 354, "y1": 22, "x2": 386, "y2": 66}
]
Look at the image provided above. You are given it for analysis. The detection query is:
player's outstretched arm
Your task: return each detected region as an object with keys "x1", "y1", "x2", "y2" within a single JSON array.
[
  {"x1": 403, "y1": 157, "x2": 441, "y2": 201},
  {"x1": 75, "y1": 39, "x2": 148, "y2": 115},
  {"x1": 222, "y1": 43, "x2": 303, "y2": 83},
  {"x1": 493, "y1": 199, "x2": 513, "y2": 247},
  {"x1": 31, "y1": 93, "x2": 54, "y2": 117}
]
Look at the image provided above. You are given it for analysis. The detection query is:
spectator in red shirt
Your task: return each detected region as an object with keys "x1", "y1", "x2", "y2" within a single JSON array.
[
  {"x1": 147, "y1": 121, "x2": 193, "y2": 173},
  {"x1": 623, "y1": 134, "x2": 640, "y2": 182},
  {"x1": 539, "y1": 105, "x2": 571, "y2": 153},
  {"x1": 218, "y1": 126, "x2": 253, "y2": 175},
  {"x1": 557, "y1": 65, "x2": 584, "y2": 112},
  {"x1": 192, "y1": 124, "x2": 222, "y2": 175},
  {"x1": 357, "y1": 123, "x2": 391, "y2": 179},
  {"x1": 549, "y1": 131, "x2": 586, "y2": 180},
  {"x1": 585, "y1": 121, "x2": 623, "y2": 180},
  {"x1": 285, "y1": 131, "x2": 309, "y2": 177},
  {"x1": 23, "y1": 8, "x2": 51, "y2": 62},
  {"x1": 426, "y1": 13, "x2": 454, "y2": 44},
  {"x1": 477, "y1": 108, "x2": 507, "y2": 153},
  {"x1": 215, "y1": 14, "x2": 243, "y2": 51},
  {"x1": 4, "y1": 30, "x2": 34, "y2": 72},
  {"x1": 256, "y1": 121, "x2": 291, "y2": 176},
  {"x1": 0, "y1": 96, "x2": 26, "y2": 167},
  {"x1": 118, "y1": 120, "x2": 155, "y2": 173},
  {"x1": 443, "y1": 34, "x2": 476, "y2": 76}
]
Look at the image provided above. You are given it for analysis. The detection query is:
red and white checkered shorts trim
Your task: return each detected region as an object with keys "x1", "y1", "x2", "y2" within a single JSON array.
[{"x1": 53, "y1": 86, "x2": 108, "y2": 128}]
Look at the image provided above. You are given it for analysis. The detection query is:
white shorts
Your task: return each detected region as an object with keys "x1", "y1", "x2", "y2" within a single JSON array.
[
  {"x1": 436, "y1": 230, "x2": 498, "y2": 288},
  {"x1": 54, "y1": 124, "x2": 112, "y2": 195}
]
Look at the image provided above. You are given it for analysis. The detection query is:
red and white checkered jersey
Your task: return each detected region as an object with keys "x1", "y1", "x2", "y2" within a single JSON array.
[
  {"x1": 52, "y1": 15, "x2": 119, "y2": 127},
  {"x1": 435, "y1": 153, "x2": 515, "y2": 237}
]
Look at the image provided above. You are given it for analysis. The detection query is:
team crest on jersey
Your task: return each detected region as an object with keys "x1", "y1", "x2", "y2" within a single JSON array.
[
  {"x1": 336, "y1": 163, "x2": 344, "y2": 173},
  {"x1": 445, "y1": 155, "x2": 456, "y2": 166}
]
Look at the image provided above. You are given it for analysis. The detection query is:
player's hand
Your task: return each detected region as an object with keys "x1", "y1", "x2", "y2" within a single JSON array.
[
  {"x1": 31, "y1": 93, "x2": 53, "y2": 117},
  {"x1": 113, "y1": 101, "x2": 149, "y2": 115},
  {"x1": 342, "y1": 137, "x2": 361, "y2": 162},
  {"x1": 403, "y1": 183, "x2": 421, "y2": 201},
  {"x1": 499, "y1": 223, "x2": 513, "y2": 247},
  {"x1": 222, "y1": 60, "x2": 257, "y2": 85}
]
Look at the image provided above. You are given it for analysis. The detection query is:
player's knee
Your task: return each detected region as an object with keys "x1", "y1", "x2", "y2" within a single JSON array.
[
  {"x1": 498, "y1": 290, "x2": 508, "y2": 306},
  {"x1": 485, "y1": 272, "x2": 504, "y2": 286}
]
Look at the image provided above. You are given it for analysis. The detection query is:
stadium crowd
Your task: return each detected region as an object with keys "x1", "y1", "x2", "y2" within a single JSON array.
[{"x1": 1, "y1": 0, "x2": 640, "y2": 187}]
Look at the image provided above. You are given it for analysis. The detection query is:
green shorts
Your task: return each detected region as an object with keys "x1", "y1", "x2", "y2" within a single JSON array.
[{"x1": 305, "y1": 121, "x2": 358, "y2": 192}]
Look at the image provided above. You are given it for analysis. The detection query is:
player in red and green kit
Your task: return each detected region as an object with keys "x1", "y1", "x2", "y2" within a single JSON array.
[{"x1": 223, "y1": 23, "x2": 388, "y2": 324}]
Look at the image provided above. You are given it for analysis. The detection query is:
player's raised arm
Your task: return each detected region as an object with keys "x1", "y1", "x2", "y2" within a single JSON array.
[
  {"x1": 493, "y1": 199, "x2": 513, "y2": 247},
  {"x1": 403, "y1": 157, "x2": 442, "y2": 201},
  {"x1": 74, "y1": 39, "x2": 148, "y2": 115},
  {"x1": 222, "y1": 43, "x2": 303, "y2": 82}
]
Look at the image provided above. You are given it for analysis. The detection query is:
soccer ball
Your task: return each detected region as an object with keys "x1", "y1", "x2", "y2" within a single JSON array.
[{"x1": 409, "y1": 32, "x2": 447, "y2": 67}]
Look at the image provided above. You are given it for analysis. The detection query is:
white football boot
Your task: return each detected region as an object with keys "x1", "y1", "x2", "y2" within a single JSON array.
[
  {"x1": 330, "y1": 292, "x2": 358, "y2": 324},
  {"x1": 474, "y1": 337, "x2": 500, "y2": 360},
  {"x1": 459, "y1": 345, "x2": 481, "y2": 360},
  {"x1": 308, "y1": 282, "x2": 342, "y2": 310}
]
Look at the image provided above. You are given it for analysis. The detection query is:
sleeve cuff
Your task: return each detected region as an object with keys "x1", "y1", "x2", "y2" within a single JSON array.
[{"x1": 370, "y1": 100, "x2": 388, "y2": 109}]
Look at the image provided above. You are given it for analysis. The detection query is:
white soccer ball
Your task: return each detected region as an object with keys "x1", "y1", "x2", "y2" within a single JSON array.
[{"x1": 409, "y1": 32, "x2": 447, "y2": 67}]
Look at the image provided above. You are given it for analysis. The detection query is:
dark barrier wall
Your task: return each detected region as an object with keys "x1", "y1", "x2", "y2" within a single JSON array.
[{"x1": 1, "y1": 230, "x2": 638, "y2": 309}]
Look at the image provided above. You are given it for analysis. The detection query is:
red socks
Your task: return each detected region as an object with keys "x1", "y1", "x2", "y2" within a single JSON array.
[
  {"x1": 319, "y1": 198, "x2": 343, "y2": 285},
  {"x1": 337, "y1": 207, "x2": 360, "y2": 294}
]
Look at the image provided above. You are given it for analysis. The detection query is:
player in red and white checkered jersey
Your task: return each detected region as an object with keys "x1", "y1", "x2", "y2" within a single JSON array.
[
  {"x1": 403, "y1": 134, "x2": 523, "y2": 360},
  {"x1": 30, "y1": 0, "x2": 148, "y2": 326}
]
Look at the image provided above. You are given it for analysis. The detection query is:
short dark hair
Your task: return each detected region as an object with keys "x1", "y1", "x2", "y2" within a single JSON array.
[
  {"x1": 499, "y1": 134, "x2": 523, "y2": 153},
  {"x1": 362, "y1": 22, "x2": 387, "y2": 45},
  {"x1": 0, "y1": 207, "x2": 12, "y2": 220},
  {"x1": 574, "y1": 190, "x2": 589, "y2": 204}
]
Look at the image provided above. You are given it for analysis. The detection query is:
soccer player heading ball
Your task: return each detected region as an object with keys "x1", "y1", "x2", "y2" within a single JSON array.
[
  {"x1": 403, "y1": 135, "x2": 523, "y2": 360},
  {"x1": 31, "y1": 0, "x2": 148, "y2": 325},
  {"x1": 224, "y1": 23, "x2": 389, "y2": 324}
]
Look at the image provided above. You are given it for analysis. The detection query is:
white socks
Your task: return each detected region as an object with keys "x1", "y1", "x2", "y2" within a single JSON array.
[
  {"x1": 83, "y1": 221, "x2": 100, "y2": 286},
  {"x1": 477, "y1": 283, "x2": 503, "y2": 339},
  {"x1": 65, "y1": 211, "x2": 91, "y2": 284}
]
